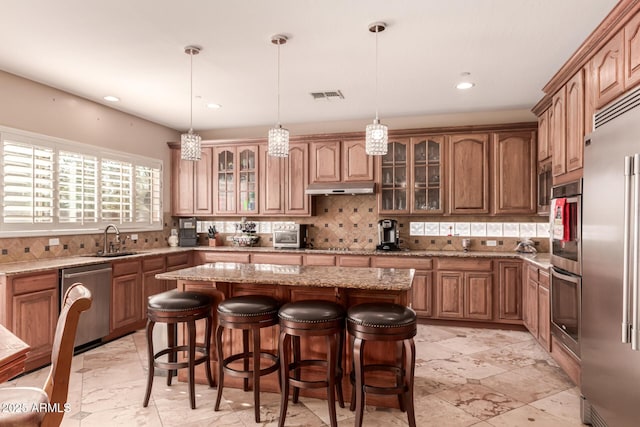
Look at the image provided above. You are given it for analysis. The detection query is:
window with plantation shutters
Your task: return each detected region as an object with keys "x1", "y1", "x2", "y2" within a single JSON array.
[
  {"x1": 135, "y1": 165, "x2": 161, "y2": 224},
  {"x1": 0, "y1": 127, "x2": 163, "y2": 236},
  {"x1": 101, "y1": 158, "x2": 133, "y2": 223},
  {"x1": 58, "y1": 151, "x2": 98, "y2": 224},
  {"x1": 2, "y1": 138, "x2": 55, "y2": 224}
]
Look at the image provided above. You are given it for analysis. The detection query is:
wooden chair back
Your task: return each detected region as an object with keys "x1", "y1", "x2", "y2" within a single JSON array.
[{"x1": 42, "y1": 283, "x2": 92, "y2": 427}]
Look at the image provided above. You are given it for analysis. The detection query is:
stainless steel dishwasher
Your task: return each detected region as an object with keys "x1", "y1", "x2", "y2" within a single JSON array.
[{"x1": 61, "y1": 263, "x2": 112, "y2": 348}]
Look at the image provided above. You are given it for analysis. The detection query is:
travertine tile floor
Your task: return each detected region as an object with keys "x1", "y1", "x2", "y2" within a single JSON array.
[{"x1": 2, "y1": 324, "x2": 584, "y2": 426}]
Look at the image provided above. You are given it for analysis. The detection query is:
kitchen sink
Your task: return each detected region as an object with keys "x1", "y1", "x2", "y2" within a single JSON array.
[{"x1": 87, "y1": 251, "x2": 140, "y2": 258}]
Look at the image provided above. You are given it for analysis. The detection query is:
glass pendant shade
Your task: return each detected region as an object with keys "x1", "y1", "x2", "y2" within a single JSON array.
[
  {"x1": 268, "y1": 125, "x2": 289, "y2": 157},
  {"x1": 365, "y1": 119, "x2": 388, "y2": 155},
  {"x1": 181, "y1": 129, "x2": 202, "y2": 161}
]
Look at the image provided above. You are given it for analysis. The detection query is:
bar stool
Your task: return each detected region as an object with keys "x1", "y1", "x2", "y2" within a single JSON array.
[
  {"x1": 143, "y1": 290, "x2": 214, "y2": 409},
  {"x1": 278, "y1": 300, "x2": 346, "y2": 427},
  {"x1": 214, "y1": 295, "x2": 280, "y2": 423},
  {"x1": 347, "y1": 302, "x2": 417, "y2": 427}
]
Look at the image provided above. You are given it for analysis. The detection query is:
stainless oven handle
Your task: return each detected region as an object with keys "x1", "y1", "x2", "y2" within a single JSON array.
[
  {"x1": 633, "y1": 153, "x2": 640, "y2": 351},
  {"x1": 623, "y1": 155, "x2": 632, "y2": 344},
  {"x1": 551, "y1": 267, "x2": 580, "y2": 283}
]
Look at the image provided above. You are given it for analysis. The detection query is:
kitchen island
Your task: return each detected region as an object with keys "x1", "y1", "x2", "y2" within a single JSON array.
[{"x1": 156, "y1": 262, "x2": 415, "y2": 408}]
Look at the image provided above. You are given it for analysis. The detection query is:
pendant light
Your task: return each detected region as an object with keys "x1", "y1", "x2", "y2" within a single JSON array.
[
  {"x1": 365, "y1": 22, "x2": 388, "y2": 156},
  {"x1": 268, "y1": 35, "x2": 289, "y2": 157},
  {"x1": 181, "y1": 45, "x2": 202, "y2": 161}
]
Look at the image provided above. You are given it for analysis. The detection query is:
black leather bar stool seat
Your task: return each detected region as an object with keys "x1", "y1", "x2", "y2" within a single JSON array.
[
  {"x1": 278, "y1": 300, "x2": 346, "y2": 427},
  {"x1": 347, "y1": 302, "x2": 417, "y2": 427},
  {"x1": 215, "y1": 295, "x2": 280, "y2": 423},
  {"x1": 143, "y1": 290, "x2": 214, "y2": 410}
]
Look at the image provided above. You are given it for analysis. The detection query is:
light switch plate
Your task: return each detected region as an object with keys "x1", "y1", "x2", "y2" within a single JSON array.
[
  {"x1": 48, "y1": 238, "x2": 60, "y2": 246},
  {"x1": 486, "y1": 240, "x2": 497, "y2": 247}
]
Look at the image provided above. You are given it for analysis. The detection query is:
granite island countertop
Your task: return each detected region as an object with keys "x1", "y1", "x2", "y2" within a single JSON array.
[{"x1": 156, "y1": 262, "x2": 414, "y2": 291}]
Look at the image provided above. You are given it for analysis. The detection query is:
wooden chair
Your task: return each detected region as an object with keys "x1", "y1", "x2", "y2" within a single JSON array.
[{"x1": 0, "y1": 283, "x2": 92, "y2": 427}]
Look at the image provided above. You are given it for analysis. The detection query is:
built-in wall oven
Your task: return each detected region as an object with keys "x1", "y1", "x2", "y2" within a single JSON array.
[{"x1": 549, "y1": 180, "x2": 582, "y2": 357}]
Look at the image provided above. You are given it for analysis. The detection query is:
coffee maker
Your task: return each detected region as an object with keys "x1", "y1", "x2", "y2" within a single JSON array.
[
  {"x1": 178, "y1": 217, "x2": 198, "y2": 247},
  {"x1": 376, "y1": 219, "x2": 400, "y2": 251}
]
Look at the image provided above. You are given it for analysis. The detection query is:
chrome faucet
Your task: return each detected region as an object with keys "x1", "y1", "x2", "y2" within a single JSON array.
[{"x1": 103, "y1": 224, "x2": 120, "y2": 254}]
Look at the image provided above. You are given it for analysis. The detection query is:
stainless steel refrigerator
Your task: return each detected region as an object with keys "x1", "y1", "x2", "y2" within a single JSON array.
[{"x1": 582, "y1": 87, "x2": 640, "y2": 427}]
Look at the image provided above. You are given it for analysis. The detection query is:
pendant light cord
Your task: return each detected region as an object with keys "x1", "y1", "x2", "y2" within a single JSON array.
[
  {"x1": 374, "y1": 25, "x2": 379, "y2": 121},
  {"x1": 189, "y1": 50, "x2": 194, "y2": 132},
  {"x1": 276, "y1": 41, "x2": 281, "y2": 127}
]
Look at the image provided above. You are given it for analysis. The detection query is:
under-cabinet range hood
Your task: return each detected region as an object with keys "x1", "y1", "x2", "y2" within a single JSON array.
[{"x1": 305, "y1": 182, "x2": 375, "y2": 195}]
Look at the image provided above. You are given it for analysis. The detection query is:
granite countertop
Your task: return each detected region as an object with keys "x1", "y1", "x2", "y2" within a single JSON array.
[
  {"x1": 156, "y1": 262, "x2": 414, "y2": 291},
  {"x1": 0, "y1": 245, "x2": 551, "y2": 276}
]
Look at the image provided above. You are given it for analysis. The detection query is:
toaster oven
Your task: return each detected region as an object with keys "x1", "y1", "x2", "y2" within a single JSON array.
[{"x1": 272, "y1": 224, "x2": 308, "y2": 249}]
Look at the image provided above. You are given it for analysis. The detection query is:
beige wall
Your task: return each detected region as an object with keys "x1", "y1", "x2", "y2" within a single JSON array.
[
  {"x1": 200, "y1": 108, "x2": 537, "y2": 140},
  {"x1": 0, "y1": 70, "x2": 180, "y2": 204}
]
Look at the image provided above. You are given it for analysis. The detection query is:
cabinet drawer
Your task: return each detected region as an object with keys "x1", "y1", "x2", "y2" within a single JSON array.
[
  {"x1": 142, "y1": 256, "x2": 165, "y2": 272},
  {"x1": 11, "y1": 271, "x2": 58, "y2": 295},
  {"x1": 539, "y1": 270, "x2": 550, "y2": 288},
  {"x1": 338, "y1": 256, "x2": 370, "y2": 267},
  {"x1": 436, "y1": 258, "x2": 492, "y2": 271},
  {"x1": 527, "y1": 264, "x2": 539, "y2": 282},
  {"x1": 372, "y1": 257, "x2": 432, "y2": 270},
  {"x1": 112, "y1": 259, "x2": 141, "y2": 277},
  {"x1": 201, "y1": 252, "x2": 251, "y2": 264},
  {"x1": 166, "y1": 252, "x2": 190, "y2": 269},
  {"x1": 304, "y1": 254, "x2": 336, "y2": 266},
  {"x1": 252, "y1": 253, "x2": 303, "y2": 266}
]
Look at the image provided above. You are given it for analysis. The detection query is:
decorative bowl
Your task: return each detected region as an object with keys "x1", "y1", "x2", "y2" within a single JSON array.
[{"x1": 232, "y1": 235, "x2": 260, "y2": 247}]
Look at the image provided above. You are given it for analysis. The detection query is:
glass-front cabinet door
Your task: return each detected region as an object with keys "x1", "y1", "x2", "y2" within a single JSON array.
[
  {"x1": 237, "y1": 146, "x2": 258, "y2": 214},
  {"x1": 215, "y1": 148, "x2": 235, "y2": 214},
  {"x1": 379, "y1": 138, "x2": 409, "y2": 214},
  {"x1": 411, "y1": 136, "x2": 445, "y2": 214}
]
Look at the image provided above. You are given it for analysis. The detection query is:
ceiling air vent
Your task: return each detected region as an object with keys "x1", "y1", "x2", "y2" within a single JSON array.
[{"x1": 310, "y1": 90, "x2": 345, "y2": 101}]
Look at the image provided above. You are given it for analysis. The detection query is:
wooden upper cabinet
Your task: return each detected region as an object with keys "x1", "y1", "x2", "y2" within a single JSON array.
[
  {"x1": 171, "y1": 147, "x2": 213, "y2": 216},
  {"x1": 592, "y1": 31, "x2": 625, "y2": 109},
  {"x1": 565, "y1": 71, "x2": 585, "y2": 173},
  {"x1": 285, "y1": 143, "x2": 311, "y2": 216},
  {"x1": 491, "y1": 131, "x2": 536, "y2": 215},
  {"x1": 448, "y1": 134, "x2": 489, "y2": 214},
  {"x1": 379, "y1": 139, "x2": 410, "y2": 214},
  {"x1": 259, "y1": 145, "x2": 285, "y2": 215},
  {"x1": 625, "y1": 11, "x2": 640, "y2": 90},
  {"x1": 411, "y1": 136, "x2": 446, "y2": 214},
  {"x1": 214, "y1": 145, "x2": 259, "y2": 215},
  {"x1": 342, "y1": 140, "x2": 374, "y2": 182},
  {"x1": 537, "y1": 109, "x2": 550, "y2": 162},
  {"x1": 550, "y1": 88, "x2": 567, "y2": 177},
  {"x1": 310, "y1": 139, "x2": 373, "y2": 183},
  {"x1": 310, "y1": 141, "x2": 341, "y2": 182}
]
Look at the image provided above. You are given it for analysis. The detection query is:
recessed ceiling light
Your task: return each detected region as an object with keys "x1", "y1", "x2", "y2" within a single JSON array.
[
  {"x1": 103, "y1": 95, "x2": 120, "y2": 102},
  {"x1": 456, "y1": 81, "x2": 475, "y2": 90},
  {"x1": 207, "y1": 103, "x2": 222, "y2": 109}
]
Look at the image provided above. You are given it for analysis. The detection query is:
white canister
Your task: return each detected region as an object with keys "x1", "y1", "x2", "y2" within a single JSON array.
[{"x1": 168, "y1": 229, "x2": 179, "y2": 247}]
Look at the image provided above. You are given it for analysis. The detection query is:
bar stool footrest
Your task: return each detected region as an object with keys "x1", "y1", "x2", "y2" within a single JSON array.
[
  {"x1": 153, "y1": 345, "x2": 210, "y2": 371},
  {"x1": 221, "y1": 351, "x2": 279, "y2": 379}
]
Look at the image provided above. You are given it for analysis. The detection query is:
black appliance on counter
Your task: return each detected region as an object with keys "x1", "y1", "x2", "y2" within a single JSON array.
[
  {"x1": 178, "y1": 217, "x2": 197, "y2": 247},
  {"x1": 376, "y1": 219, "x2": 400, "y2": 251}
]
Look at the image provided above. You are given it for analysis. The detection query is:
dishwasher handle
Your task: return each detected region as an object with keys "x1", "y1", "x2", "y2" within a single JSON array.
[{"x1": 63, "y1": 267, "x2": 112, "y2": 280}]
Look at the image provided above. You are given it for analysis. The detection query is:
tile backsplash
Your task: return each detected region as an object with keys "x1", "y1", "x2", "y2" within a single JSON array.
[
  {"x1": 0, "y1": 196, "x2": 550, "y2": 264},
  {"x1": 196, "y1": 195, "x2": 550, "y2": 253}
]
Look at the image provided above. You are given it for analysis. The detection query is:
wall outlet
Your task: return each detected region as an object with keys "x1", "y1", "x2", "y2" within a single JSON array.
[
  {"x1": 130, "y1": 234, "x2": 138, "y2": 241},
  {"x1": 48, "y1": 238, "x2": 60, "y2": 246},
  {"x1": 486, "y1": 240, "x2": 497, "y2": 247}
]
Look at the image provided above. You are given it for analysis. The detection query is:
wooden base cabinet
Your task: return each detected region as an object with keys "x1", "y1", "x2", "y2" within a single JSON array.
[
  {"x1": 2, "y1": 271, "x2": 59, "y2": 371},
  {"x1": 111, "y1": 259, "x2": 143, "y2": 335},
  {"x1": 435, "y1": 258, "x2": 493, "y2": 321},
  {"x1": 523, "y1": 262, "x2": 551, "y2": 351}
]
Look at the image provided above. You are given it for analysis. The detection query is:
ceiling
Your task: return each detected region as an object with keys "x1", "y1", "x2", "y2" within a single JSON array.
[{"x1": 0, "y1": 1, "x2": 618, "y2": 132}]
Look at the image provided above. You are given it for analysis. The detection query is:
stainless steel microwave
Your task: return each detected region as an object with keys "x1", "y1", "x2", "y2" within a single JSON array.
[{"x1": 273, "y1": 224, "x2": 308, "y2": 249}]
